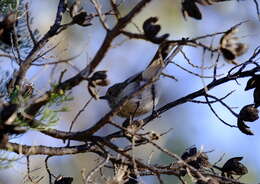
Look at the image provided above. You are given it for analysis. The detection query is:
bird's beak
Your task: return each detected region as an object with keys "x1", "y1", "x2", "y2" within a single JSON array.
[
  {"x1": 99, "y1": 95, "x2": 108, "y2": 100},
  {"x1": 244, "y1": 86, "x2": 251, "y2": 91},
  {"x1": 245, "y1": 85, "x2": 254, "y2": 91}
]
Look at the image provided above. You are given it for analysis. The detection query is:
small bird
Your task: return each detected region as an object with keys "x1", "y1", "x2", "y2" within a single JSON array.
[{"x1": 100, "y1": 44, "x2": 182, "y2": 117}]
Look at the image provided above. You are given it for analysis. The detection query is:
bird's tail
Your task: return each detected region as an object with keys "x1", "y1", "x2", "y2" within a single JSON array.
[{"x1": 142, "y1": 44, "x2": 182, "y2": 81}]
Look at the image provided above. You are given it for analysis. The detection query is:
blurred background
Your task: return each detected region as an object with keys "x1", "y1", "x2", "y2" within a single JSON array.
[{"x1": 0, "y1": 0, "x2": 260, "y2": 183}]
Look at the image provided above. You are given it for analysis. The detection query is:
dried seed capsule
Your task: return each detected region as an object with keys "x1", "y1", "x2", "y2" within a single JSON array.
[
  {"x1": 142, "y1": 17, "x2": 169, "y2": 43},
  {"x1": 245, "y1": 75, "x2": 260, "y2": 91},
  {"x1": 237, "y1": 119, "x2": 254, "y2": 135},
  {"x1": 254, "y1": 87, "x2": 260, "y2": 107},
  {"x1": 219, "y1": 26, "x2": 248, "y2": 64},
  {"x1": 239, "y1": 104, "x2": 259, "y2": 122},
  {"x1": 143, "y1": 17, "x2": 161, "y2": 39},
  {"x1": 221, "y1": 157, "x2": 248, "y2": 178},
  {"x1": 181, "y1": 0, "x2": 202, "y2": 20}
]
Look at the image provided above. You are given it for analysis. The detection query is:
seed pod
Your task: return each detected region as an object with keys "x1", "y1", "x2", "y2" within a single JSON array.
[
  {"x1": 237, "y1": 118, "x2": 254, "y2": 135},
  {"x1": 182, "y1": 0, "x2": 231, "y2": 20},
  {"x1": 219, "y1": 26, "x2": 248, "y2": 64},
  {"x1": 181, "y1": 146, "x2": 197, "y2": 160},
  {"x1": 69, "y1": 1, "x2": 92, "y2": 27},
  {"x1": 21, "y1": 82, "x2": 34, "y2": 98},
  {"x1": 220, "y1": 47, "x2": 236, "y2": 60},
  {"x1": 69, "y1": 1, "x2": 81, "y2": 17},
  {"x1": 245, "y1": 75, "x2": 260, "y2": 91},
  {"x1": 181, "y1": 0, "x2": 202, "y2": 20},
  {"x1": 149, "y1": 131, "x2": 160, "y2": 140},
  {"x1": 72, "y1": 12, "x2": 92, "y2": 27},
  {"x1": 254, "y1": 87, "x2": 260, "y2": 107},
  {"x1": 90, "y1": 71, "x2": 109, "y2": 86},
  {"x1": 181, "y1": 146, "x2": 210, "y2": 170},
  {"x1": 143, "y1": 17, "x2": 161, "y2": 39},
  {"x1": 239, "y1": 104, "x2": 259, "y2": 122},
  {"x1": 142, "y1": 17, "x2": 169, "y2": 43},
  {"x1": 221, "y1": 157, "x2": 248, "y2": 178}
]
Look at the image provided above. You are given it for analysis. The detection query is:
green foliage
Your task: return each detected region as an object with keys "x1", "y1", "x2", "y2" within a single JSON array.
[
  {"x1": 6, "y1": 84, "x2": 73, "y2": 129},
  {"x1": 39, "y1": 108, "x2": 59, "y2": 126},
  {"x1": 8, "y1": 84, "x2": 32, "y2": 104},
  {"x1": 13, "y1": 90, "x2": 72, "y2": 129},
  {"x1": 0, "y1": 0, "x2": 18, "y2": 14},
  {"x1": 8, "y1": 85, "x2": 20, "y2": 103},
  {"x1": 36, "y1": 90, "x2": 73, "y2": 126},
  {"x1": 49, "y1": 89, "x2": 74, "y2": 106}
]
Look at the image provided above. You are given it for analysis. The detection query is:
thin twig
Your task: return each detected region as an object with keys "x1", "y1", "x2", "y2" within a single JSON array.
[
  {"x1": 85, "y1": 156, "x2": 110, "y2": 184},
  {"x1": 110, "y1": 0, "x2": 121, "y2": 19},
  {"x1": 26, "y1": 156, "x2": 35, "y2": 184},
  {"x1": 190, "y1": 90, "x2": 235, "y2": 104},
  {"x1": 58, "y1": 69, "x2": 67, "y2": 84},
  {"x1": 180, "y1": 49, "x2": 215, "y2": 70},
  {"x1": 204, "y1": 95, "x2": 236, "y2": 127},
  {"x1": 161, "y1": 72, "x2": 178, "y2": 81},
  {"x1": 213, "y1": 53, "x2": 221, "y2": 81},
  {"x1": 25, "y1": 3, "x2": 37, "y2": 45},
  {"x1": 90, "y1": 0, "x2": 109, "y2": 30},
  {"x1": 31, "y1": 42, "x2": 60, "y2": 63},
  {"x1": 11, "y1": 0, "x2": 68, "y2": 88},
  {"x1": 67, "y1": 96, "x2": 94, "y2": 146},
  {"x1": 31, "y1": 54, "x2": 79, "y2": 66},
  {"x1": 253, "y1": 0, "x2": 260, "y2": 20},
  {"x1": 45, "y1": 156, "x2": 56, "y2": 184},
  {"x1": 170, "y1": 61, "x2": 217, "y2": 78},
  {"x1": 206, "y1": 93, "x2": 238, "y2": 117}
]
